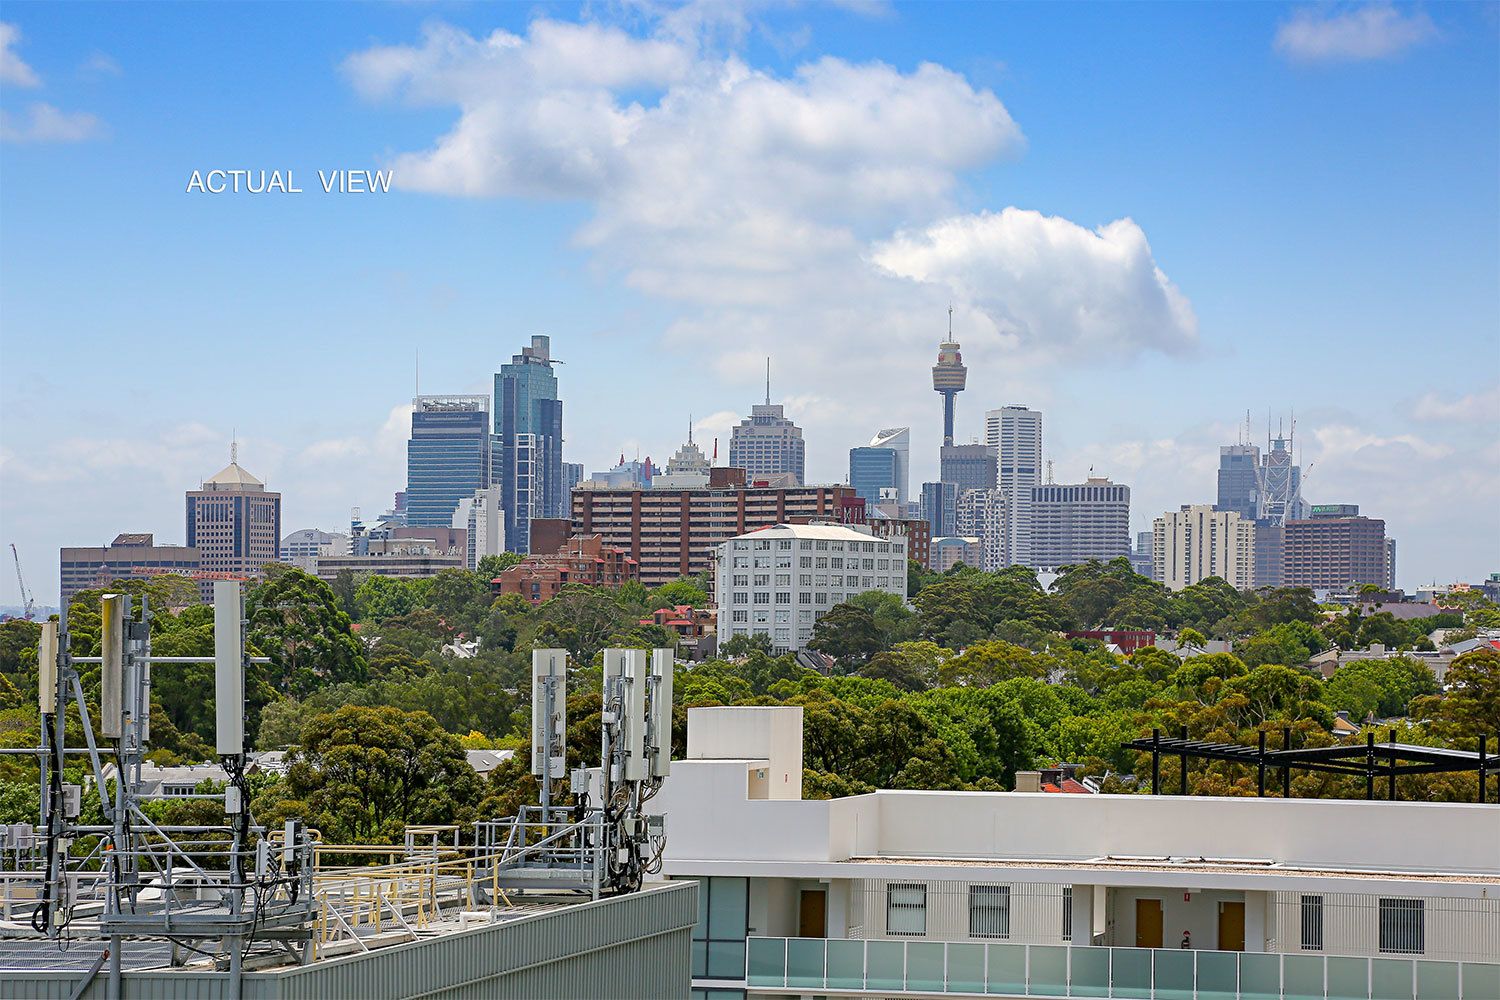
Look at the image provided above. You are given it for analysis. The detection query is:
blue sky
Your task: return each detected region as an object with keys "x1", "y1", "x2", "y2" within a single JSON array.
[{"x1": 1, "y1": 1, "x2": 1496, "y2": 605}]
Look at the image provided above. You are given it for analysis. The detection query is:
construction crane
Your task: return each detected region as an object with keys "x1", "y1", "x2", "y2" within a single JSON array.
[{"x1": 10, "y1": 543, "x2": 36, "y2": 620}]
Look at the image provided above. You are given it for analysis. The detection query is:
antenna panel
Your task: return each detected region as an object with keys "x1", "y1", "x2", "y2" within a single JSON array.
[
  {"x1": 620, "y1": 649, "x2": 648, "y2": 781},
  {"x1": 530, "y1": 649, "x2": 567, "y2": 778},
  {"x1": 213, "y1": 581, "x2": 245, "y2": 756},
  {"x1": 99, "y1": 595, "x2": 124, "y2": 738},
  {"x1": 37, "y1": 622, "x2": 58, "y2": 716},
  {"x1": 649, "y1": 648, "x2": 673, "y2": 778}
]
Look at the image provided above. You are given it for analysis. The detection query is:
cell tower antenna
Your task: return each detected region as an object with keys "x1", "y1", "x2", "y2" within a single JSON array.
[
  {"x1": 688, "y1": 413, "x2": 693, "y2": 445},
  {"x1": 1046, "y1": 459, "x2": 1054, "y2": 485},
  {"x1": 948, "y1": 303, "x2": 953, "y2": 337},
  {"x1": 765, "y1": 357, "x2": 771, "y2": 406},
  {"x1": 231, "y1": 431, "x2": 237, "y2": 466}
]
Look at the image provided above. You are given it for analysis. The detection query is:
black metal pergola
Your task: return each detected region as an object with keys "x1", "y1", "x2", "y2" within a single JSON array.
[{"x1": 1124, "y1": 727, "x2": 1500, "y2": 803}]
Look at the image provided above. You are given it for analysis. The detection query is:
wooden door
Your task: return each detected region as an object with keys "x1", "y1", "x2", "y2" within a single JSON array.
[
  {"x1": 798, "y1": 889, "x2": 827, "y2": 938},
  {"x1": 1135, "y1": 898, "x2": 1164, "y2": 949},
  {"x1": 1218, "y1": 901, "x2": 1246, "y2": 951}
]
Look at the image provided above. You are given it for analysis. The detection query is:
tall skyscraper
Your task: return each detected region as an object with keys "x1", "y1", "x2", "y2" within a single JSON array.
[
  {"x1": 939, "y1": 443, "x2": 997, "y2": 495},
  {"x1": 1284, "y1": 505, "x2": 1387, "y2": 591},
  {"x1": 728, "y1": 360, "x2": 805, "y2": 484},
  {"x1": 452, "y1": 484, "x2": 505, "y2": 570},
  {"x1": 869, "y1": 427, "x2": 909, "y2": 505},
  {"x1": 1215, "y1": 443, "x2": 1262, "y2": 522},
  {"x1": 1152, "y1": 504, "x2": 1256, "y2": 592},
  {"x1": 956, "y1": 488, "x2": 1007, "y2": 572},
  {"x1": 1261, "y1": 431, "x2": 1308, "y2": 524},
  {"x1": 986, "y1": 405, "x2": 1044, "y2": 566},
  {"x1": 1028, "y1": 477, "x2": 1131, "y2": 569},
  {"x1": 932, "y1": 322, "x2": 967, "y2": 447},
  {"x1": 405, "y1": 395, "x2": 491, "y2": 527},
  {"x1": 920, "y1": 481, "x2": 958, "y2": 539},
  {"x1": 849, "y1": 446, "x2": 898, "y2": 507},
  {"x1": 495, "y1": 336, "x2": 564, "y2": 552},
  {"x1": 186, "y1": 445, "x2": 281, "y2": 581}
]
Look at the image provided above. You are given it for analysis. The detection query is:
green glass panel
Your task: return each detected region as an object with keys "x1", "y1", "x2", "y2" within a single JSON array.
[
  {"x1": 1460, "y1": 963, "x2": 1500, "y2": 1000},
  {"x1": 786, "y1": 938, "x2": 826, "y2": 989},
  {"x1": 1328, "y1": 957, "x2": 1369, "y2": 1000},
  {"x1": 708, "y1": 877, "x2": 748, "y2": 938},
  {"x1": 1414, "y1": 961, "x2": 1458, "y2": 1000},
  {"x1": 1111, "y1": 948, "x2": 1152, "y2": 1000},
  {"x1": 988, "y1": 944, "x2": 1027, "y2": 996},
  {"x1": 1372, "y1": 959, "x2": 1414, "y2": 1000},
  {"x1": 827, "y1": 939, "x2": 865, "y2": 991},
  {"x1": 1241, "y1": 952, "x2": 1284, "y2": 1000},
  {"x1": 868, "y1": 940, "x2": 905, "y2": 992},
  {"x1": 1284, "y1": 954, "x2": 1325, "y2": 1000},
  {"x1": 948, "y1": 943, "x2": 986, "y2": 994},
  {"x1": 1029, "y1": 945, "x2": 1068, "y2": 996},
  {"x1": 707, "y1": 940, "x2": 746, "y2": 979},
  {"x1": 1198, "y1": 951, "x2": 1239, "y2": 1000},
  {"x1": 908, "y1": 942, "x2": 946, "y2": 993},
  {"x1": 746, "y1": 937, "x2": 784, "y2": 987},
  {"x1": 1069, "y1": 946, "x2": 1109, "y2": 999},
  {"x1": 1154, "y1": 949, "x2": 1195, "y2": 1000},
  {"x1": 692, "y1": 940, "x2": 707, "y2": 979}
]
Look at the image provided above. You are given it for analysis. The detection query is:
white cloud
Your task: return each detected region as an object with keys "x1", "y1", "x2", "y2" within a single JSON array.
[
  {"x1": 0, "y1": 22, "x2": 40, "y2": 87},
  {"x1": 1275, "y1": 4, "x2": 1438, "y2": 63},
  {"x1": 0, "y1": 102, "x2": 103, "y2": 143},
  {"x1": 1412, "y1": 383, "x2": 1500, "y2": 424},
  {"x1": 80, "y1": 51, "x2": 121, "y2": 78},
  {"x1": 871, "y1": 208, "x2": 1199, "y2": 360}
]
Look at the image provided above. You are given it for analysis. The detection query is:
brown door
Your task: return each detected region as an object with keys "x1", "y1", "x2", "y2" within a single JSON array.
[
  {"x1": 798, "y1": 889, "x2": 827, "y2": 938},
  {"x1": 1218, "y1": 901, "x2": 1246, "y2": 951},
  {"x1": 1135, "y1": 898, "x2": 1164, "y2": 949}
]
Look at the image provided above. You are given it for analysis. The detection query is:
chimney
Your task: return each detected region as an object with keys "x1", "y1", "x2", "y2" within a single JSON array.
[{"x1": 1014, "y1": 771, "x2": 1042, "y2": 793}]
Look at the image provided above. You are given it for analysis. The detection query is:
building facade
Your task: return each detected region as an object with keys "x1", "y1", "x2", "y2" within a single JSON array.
[
  {"x1": 185, "y1": 449, "x2": 281, "y2": 581},
  {"x1": 405, "y1": 395, "x2": 491, "y2": 528},
  {"x1": 728, "y1": 401, "x2": 806, "y2": 486},
  {"x1": 1284, "y1": 507, "x2": 1388, "y2": 591},
  {"x1": 653, "y1": 707, "x2": 1500, "y2": 1000},
  {"x1": 1028, "y1": 477, "x2": 1131, "y2": 570},
  {"x1": 987, "y1": 405, "x2": 1044, "y2": 567},
  {"x1": 1215, "y1": 443, "x2": 1263, "y2": 522},
  {"x1": 956, "y1": 487, "x2": 1007, "y2": 572},
  {"x1": 714, "y1": 524, "x2": 907, "y2": 654},
  {"x1": 452, "y1": 484, "x2": 505, "y2": 569},
  {"x1": 59, "y1": 534, "x2": 200, "y2": 605},
  {"x1": 940, "y1": 443, "x2": 998, "y2": 496},
  {"x1": 495, "y1": 335, "x2": 564, "y2": 552},
  {"x1": 493, "y1": 533, "x2": 639, "y2": 604},
  {"x1": 920, "y1": 481, "x2": 958, "y2": 539},
  {"x1": 1153, "y1": 504, "x2": 1256, "y2": 592},
  {"x1": 849, "y1": 446, "x2": 899, "y2": 507},
  {"x1": 573, "y1": 481, "x2": 862, "y2": 589},
  {"x1": 869, "y1": 427, "x2": 910, "y2": 506},
  {"x1": 932, "y1": 536, "x2": 983, "y2": 572}
]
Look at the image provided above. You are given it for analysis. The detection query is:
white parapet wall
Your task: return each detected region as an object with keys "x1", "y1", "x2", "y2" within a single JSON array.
[{"x1": 687, "y1": 706, "x2": 804, "y2": 801}]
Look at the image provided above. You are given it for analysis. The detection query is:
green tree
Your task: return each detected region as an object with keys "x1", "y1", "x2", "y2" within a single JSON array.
[
  {"x1": 255, "y1": 705, "x2": 481, "y2": 844},
  {"x1": 939, "y1": 640, "x2": 1048, "y2": 687},
  {"x1": 650, "y1": 578, "x2": 710, "y2": 609},
  {"x1": 860, "y1": 641, "x2": 950, "y2": 691},
  {"x1": 1412, "y1": 648, "x2": 1500, "y2": 739},
  {"x1": 354, "y1": 575, "x2": 428, "y2": 623},
  {"x1": 808, "y1": 604, "x2": 883, "y2": 670},
  {"x1": 476, "y1": 552, "x2": 523, "y2": 579},
  {"x1": 246, "y1": 568, "x2": 368, "y2": 698},
  {"x1": 536, "y1": 585, "x2": 630, "y2": 664}
]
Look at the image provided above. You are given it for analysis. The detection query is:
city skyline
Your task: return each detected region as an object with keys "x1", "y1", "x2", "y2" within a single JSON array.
[{"x1": 2, "y1": 3, "x2": 1497, "y2": 602}]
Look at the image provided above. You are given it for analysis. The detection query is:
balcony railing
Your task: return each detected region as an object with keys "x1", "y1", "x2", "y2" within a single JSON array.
[{"x1": 745, "y1": 937, "x2": 1500, "y2": 999}]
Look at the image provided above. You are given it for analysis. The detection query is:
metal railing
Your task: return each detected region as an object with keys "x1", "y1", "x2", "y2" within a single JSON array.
[{"x1": 745, "y1": 936, "x2": 1500, "y2": 999}]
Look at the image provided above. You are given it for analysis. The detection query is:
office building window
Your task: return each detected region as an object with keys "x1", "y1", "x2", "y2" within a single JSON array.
[
  {"x1": 684, "y1": 876, "x2": 750, "y2": 980},
  {"x1": 887, "y1": 883, "x2": 926, "y2": 937},
  {"x1": 1379, "y1": 898, "x2": 1423, "y2": 955},
  {"x1": 1062, "y1": 887, "x2": 1072, "y2": 941},
  {"x1": 1300, "y1": 895, "x2": 1323, "y2": 951},
  {"x1": 969, "y1": 885, "x2": 1010, "y2": 939}
]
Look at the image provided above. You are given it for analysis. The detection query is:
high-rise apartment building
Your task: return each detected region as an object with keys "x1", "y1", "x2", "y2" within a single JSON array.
[
  {"x1": 714, "y1": 523, "x2": 906, "y2": 654},
  {"x1": 59, "y1": 534, "x2": 200, "y2": 605},
  {"x1": 848, "y1": 446, "x2": 898, "y2": 507},
  {"x1": 1129, "y1": 529, "x2": 1154, "y2": 580},
  {"x1": 1028, "y1": 477, "x2": 1131, "y2": 569},
  {"x1": 728, "y1": 365, "x2": 805, "y2": 485},
  {"x1": 186, "y1": 447, "x2": 281, "y2": 581},
  {"x1": 919, "y1": 481, "x2": 958, "y2": 539},
  {"x1": 494, "y1": 336, "x2": 564, "y2": 552},
  {"x1": 1385, "y1": 536, "x2": 1398, "y2": 591},
  {"x1": 1152, "y1": 504, "x2": 1256, "y2": 592},
  {"x1": 573, "y1": 479, "x2": 861, "y2": 589},
  {"x1": 869, "y1": 428, "x2": 909, "y2": 505},
  {"x1": 405, "y1": 395, "x2": 491, "y2": 527},
  {"x1": 1215, "y1": 443, "x2": 1262, "y2": 521},
  {"x1": 939, "y1": 443, "x2": 997, "y2": 496},
  {"x1": 955, "y1": 487, "x2": 1007, "y2": 572},
  {"x1": 986, "y1": 405, "x2": 1044, "y2": 566},
  {"x1": 451, "y1": 484, "x2": 505, "y2": 570},
  {"x1": 1284, "y1": 506, "x2": 1387, "y2": 591}
]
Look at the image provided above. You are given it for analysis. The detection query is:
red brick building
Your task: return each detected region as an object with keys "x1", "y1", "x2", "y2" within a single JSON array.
[
  {"x1": 638, "y1": 605, "x2": 716, "y2": 643},
  {"x1": 493, "y1": 534, "x2": 639, "y2": 604}
]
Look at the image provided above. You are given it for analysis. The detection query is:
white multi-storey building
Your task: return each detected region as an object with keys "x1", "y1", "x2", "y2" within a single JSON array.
[
  {"x1": 714, "y1": 524, "x2": 906, "y2": 654},
  {"x1": 986, "y1": 405, "x2": 1044, "y2": 567},
  {"x1": 651, "y1": 706, "x2": 1500, "y2": 1000},
  {"x1": 870, "y1": 427, "x2": 911, "y2": 506},
  {"x1": 1153, "y1": 504, "x2": 1257, "y2": 591},
  {"x1": 1029, "y1": 477, "x2": 1132, "y2": 571},
  {"x1": 452, "y1": 484, "x2": 505, "y2": 570},
  {"x1": 956, "y1": 487, "x2": 1008, "y2": 572}
]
